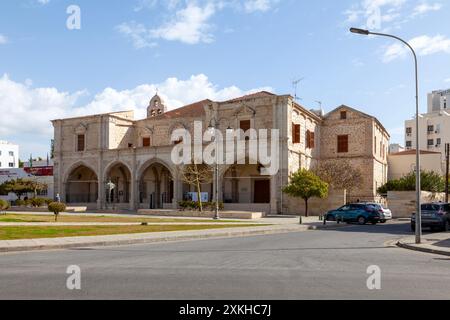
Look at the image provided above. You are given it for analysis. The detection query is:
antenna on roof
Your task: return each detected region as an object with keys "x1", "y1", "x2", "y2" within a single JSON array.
[{"x1": 292, "y1": 78, "x2": 305, "y2": 101}]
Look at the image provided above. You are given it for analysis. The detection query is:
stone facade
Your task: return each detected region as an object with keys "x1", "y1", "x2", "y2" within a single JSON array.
[{"x1": 52, "y1": 91, "x2": 389, "y2": 215}]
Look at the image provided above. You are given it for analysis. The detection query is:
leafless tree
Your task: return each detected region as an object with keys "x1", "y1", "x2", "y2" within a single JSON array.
[{"x1": 180, "y1": 162, "x2": 213, "y2": 212}]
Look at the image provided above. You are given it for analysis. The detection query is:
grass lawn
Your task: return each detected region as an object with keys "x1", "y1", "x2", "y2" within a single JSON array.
[
  {"x1": 0, "y1": 214, "x2": 239, "y2": 224},
  {"x1": 0, "y1": 224, "x2": 266, "y2": 240}
]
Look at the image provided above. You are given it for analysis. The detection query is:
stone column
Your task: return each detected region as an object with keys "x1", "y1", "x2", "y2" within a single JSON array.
[
  {"x1": 270, "y1": 174, "x2": 279, "y2": 215},
  {"x1": 130, "y1": 149, "x2": 137, "y2": 211}
]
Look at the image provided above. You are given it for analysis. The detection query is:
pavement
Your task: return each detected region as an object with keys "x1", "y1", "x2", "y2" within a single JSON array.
[
  {"x1": 1, "y1": 221, "x2": 449, "y2": 299},
  {"x1": 397, "y1": 231, "x2": 450, "y2": 256},
  {"x1": 0, "y1": 215, "x2": 342, "y2": 253}
]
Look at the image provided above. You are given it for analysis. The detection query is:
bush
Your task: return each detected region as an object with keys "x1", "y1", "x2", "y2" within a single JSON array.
[
  {"x1": 178, "y1": 200, "x2": 224, "y2": 211},
  {"x1": 30, "y1": 198, "x2": 46, "y2": 208},
  {"x1": 48, "y1": 202, "x2": 67, "y2": 222},
  {"x1": 0, "y1": 199, "x2": 10, "y2": 213},
  {"x1": 44, "y1": 198, "x2": 53, "y2": 205},
  {"x1": 378, "y1": 171, "x2": 445, "y2": 194},
  {"x1": 15, "y1": 199, "x2": 26, "y2": 207}
]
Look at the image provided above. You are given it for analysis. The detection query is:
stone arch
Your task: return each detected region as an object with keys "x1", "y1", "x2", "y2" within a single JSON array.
[
  {"x1": 64, "y1": 161, "x2": 99, "y2": 204},
  {"x1": 103, "y1": 161, "x2": 132, "y2": 204},
  {"x1": 221, "y1": 157, "x2": 271, "y2": 205},
  {"x1": 138, "y1": 158, "x2": 175, "y2": 209}
]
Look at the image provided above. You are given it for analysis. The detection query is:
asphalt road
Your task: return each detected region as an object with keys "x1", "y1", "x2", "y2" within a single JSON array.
[{"x1": 0, "y1": 221, "x2": 449, "y2": 300}]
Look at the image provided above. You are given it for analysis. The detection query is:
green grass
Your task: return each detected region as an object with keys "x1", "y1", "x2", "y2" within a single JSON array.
[
  {"x1": 0, "y1": 224, "x2": 267, "y2": 240},
  {"x1": 0, "y1": 214, "x2": 239, "y2": 224}
]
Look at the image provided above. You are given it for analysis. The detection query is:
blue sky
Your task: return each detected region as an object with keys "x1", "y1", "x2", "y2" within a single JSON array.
[{"x1": 0, "y1": 0, "x2": 449, "y2": 159}]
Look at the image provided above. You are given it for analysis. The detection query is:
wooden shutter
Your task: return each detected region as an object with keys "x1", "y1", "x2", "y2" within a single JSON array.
[
  {"x1": 77, "y1": 134, "x2": 85, "y2": 152},
  {"x1": 240, "y1": 120, "x2": 251, "y2": 132},
  {"x1": 142, "y1": 137, "x2": 151, "y2": 147},
  {"x1": 310, "y1": 131, "x2": 315, "y2": 148},
  {"x1": 337, "y1": 135, "x2": 349, "y2": 153},
  {"x1": 292, "y1": 123, "x2": 300, "y2": 144}
]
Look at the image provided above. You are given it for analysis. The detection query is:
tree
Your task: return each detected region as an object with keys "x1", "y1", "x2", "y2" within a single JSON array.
[
  {"x1": 48, "y1": 202, "x2": 66, "y2": 222},
  {"x1": 180, "y1": 163, "x2": 213, "y2": 212},
  {"x1": 0, "y1": 179, "x2": 48, "y2": 199},
  {"x1": 283, "y1": 169, "x2": 328, "y2": 220},
  {"x1": 378, "y1": 170, "x2": 445, "y2": 194},
  {"x1": 0, "y1": 199, "x2": 10, "y2": 215},
  {"x1": 314, "y1": 160, "x2": 363, "y2": 199}
]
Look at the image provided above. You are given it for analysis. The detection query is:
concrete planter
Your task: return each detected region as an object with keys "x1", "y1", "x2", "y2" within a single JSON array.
[{"x1": 138, "y1": 209, "x2": 264, "y2": 220}]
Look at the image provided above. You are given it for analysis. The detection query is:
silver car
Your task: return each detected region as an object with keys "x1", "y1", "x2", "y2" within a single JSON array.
[{"x1": 359, "y1": 203, "x2": 392, "y2": 223}]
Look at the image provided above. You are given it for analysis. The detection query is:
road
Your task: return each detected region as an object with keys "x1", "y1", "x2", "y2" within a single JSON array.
[{"x1": 0, "y1": 221, "x2": 449, "y2": 300}]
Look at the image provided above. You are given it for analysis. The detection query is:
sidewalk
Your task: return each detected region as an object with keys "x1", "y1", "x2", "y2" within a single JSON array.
[
  {"x1": 0, "y1": 218, "x2": 344, "y2": 253},
  {"x1": 397, "y1": 232, "x2": 450, "y2": 256}
]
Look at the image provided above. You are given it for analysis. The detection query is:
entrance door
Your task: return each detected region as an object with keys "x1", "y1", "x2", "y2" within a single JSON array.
[{"x1": 254, "y1": 180, "x2": 270, "y2": 203}]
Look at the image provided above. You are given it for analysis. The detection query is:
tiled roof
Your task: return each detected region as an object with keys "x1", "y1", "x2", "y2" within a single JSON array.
[
  {"x1": 158, "y1": 99, "x2": 212, "y2": 119},
  {"x1": 222, "y1": 91, "x2": 275, "y2": 103},
  {"x1": 390, "y1": 149, "x2": 441, "y2": 156}
]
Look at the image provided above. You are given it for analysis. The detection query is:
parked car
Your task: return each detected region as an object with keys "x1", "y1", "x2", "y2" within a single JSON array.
[
  {"x1": 325, "y1": 203, "x2": 382, "y2": 225},
  {"x1": 358, "y1": 202, "x2": 392, "y2": 223},
  {"x1": 411, "y1": 203, "x2": 450, "y2": 232}
]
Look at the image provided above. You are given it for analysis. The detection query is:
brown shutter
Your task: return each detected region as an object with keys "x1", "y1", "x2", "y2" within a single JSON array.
[
  {"x1": 292, "y1": 123, "x2": 300, "y2": 144},
  {"x1": 143, "y1": 137, "x2": 151, "y2": 147},
  {"x1": 310, "y1": 132, "x2": 315, "y2": 149},
  {"x1": 337, "y1": 135, "x2": 349, "y2": 153},
  {"x1": 306, "y1": 130, "x2": 310, "y2": 148},
  {"x1": 77, "y1": 134, "x2": 85, "y2": 152},
  {"x1": 240, "y1": 120, "x2": 251, "y2": 132}
]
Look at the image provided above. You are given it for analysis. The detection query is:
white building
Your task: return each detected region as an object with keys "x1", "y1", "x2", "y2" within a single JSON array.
[
  {"x1": 405, "y1": 89, "x2": 450, "y2": 169},
  {"x1": 0, "y1": 141, "x2": 19, "y2": 169},
  {"x1": 389, "y1": 143, "x2": 405, "y2": 154},
  {"x1": 388, "y1": 149, "x2": 443, "y2": 180}
]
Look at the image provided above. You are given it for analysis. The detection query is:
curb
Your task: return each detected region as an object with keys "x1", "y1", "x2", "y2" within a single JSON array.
[
  {"x1": 0, "y1": 223, "x2": 345, "y2": 253},
  {"x1": 396, "y1": 241, "x2": 450, "y2": 257}
]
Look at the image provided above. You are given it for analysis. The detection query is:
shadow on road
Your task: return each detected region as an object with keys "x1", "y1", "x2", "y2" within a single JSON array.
[{"x1": 317, "y1": 221, "x2": 416, "y2": 236}]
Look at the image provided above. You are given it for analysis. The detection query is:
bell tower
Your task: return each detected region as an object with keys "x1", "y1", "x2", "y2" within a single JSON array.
[{"x1": 147, "y1": 93, "x2": 167, "y2": 118}]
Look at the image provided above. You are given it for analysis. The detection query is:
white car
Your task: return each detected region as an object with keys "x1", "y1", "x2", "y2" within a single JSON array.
[{"x1": 360, "y1": 203, "x2": 392, "y2": 223}]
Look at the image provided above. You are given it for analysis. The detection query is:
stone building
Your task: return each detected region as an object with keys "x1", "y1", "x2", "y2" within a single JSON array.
[{"x1": 52, "y1": 91, "x2": 389, "y2": 215}]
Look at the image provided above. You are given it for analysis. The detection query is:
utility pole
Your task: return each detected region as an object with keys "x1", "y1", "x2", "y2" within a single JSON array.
[{"x1": 445, "y1": 143, "x2": 449, "y2": 203}]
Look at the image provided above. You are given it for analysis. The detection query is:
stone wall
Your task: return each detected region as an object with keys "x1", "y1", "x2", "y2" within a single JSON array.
[
  {"x1": 284, "y1": 189, "x2": 346, "y2": 216},
  {"x1": 387, "y1": 191, "x2": 446, "y2": 218}
]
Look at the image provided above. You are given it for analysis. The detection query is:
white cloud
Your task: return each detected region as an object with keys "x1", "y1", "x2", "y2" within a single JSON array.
[
  {"x1": 0, "y1": 34, "x2": 7, "y2": 44},
  {"x1": 445, "y1": 78, "x2": 450, "y2": 83},
  {"x1": 37, "y1": 0, "x2": 50, "y2": 5},
  {"x1": 412, "y1": 2, "x2": 442, "y2": 17},
  {"x1": 243, "y1": 0, "x2": 278, "y2": 13},
  {"x1": 383, "y1": 34, "x2": 450, "y2": 62},
  {"x1": 118, "y1": 0, "x2": 278, "y2": 47},
  {"x1": 0, "y1": 73, "x2": 272, "y2": 155},
  {"x1": 344, "y1": 0, "x2": 406, "y2": 28},
  {"x1": 149, "y1": 2, "x2": 216, "y2": 44}
]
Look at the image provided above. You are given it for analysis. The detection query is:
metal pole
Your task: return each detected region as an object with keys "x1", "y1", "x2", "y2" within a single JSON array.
[
  {"x1": 358, "y1": 31, "x2": 422, "y2": 244},
  {"x1": 214, "y1": 125, "x2": 220, "y2": 220},
  {"x1": 445, "y1": 143, "x2": 449, "y2": 203}
]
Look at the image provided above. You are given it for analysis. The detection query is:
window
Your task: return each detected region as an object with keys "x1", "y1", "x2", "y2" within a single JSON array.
[
  {"x1": 77, "y1": 134, "x2": 85, "y2": 152},
  {"x1": 306, "y1": 130, "x2": 315, "y2": 149},
  {"x1": 240, "y1": 120, "x2": 251, "y2": 132},
  {"x1": 142, "y1": 137, "x2": 151, "y2": 147},
  {"x1": 9, "y1": 151, "x2": 14, "y2": 156},
  {"x1": 406, "y1": 141, "x2": 412, "y2": 148},
  {"x1": 292, "y1": 123, "x2": 301, "y2": 144},
  {"x1": 337, "y1": 135, "x2": 349, "y2": 153},
  {"x1": 428, "y1": 139, "x2": 434, "y2": 146},
  {"x1": 427, "y1": 125, "x2": 434, "y2": 133},
  {"x1": 374, "y1": 137, "x2": 377, "y2": 154},
  {"x1": 8, "y1": 162, "x2": 14, "y2": 168},
  {"x1": 437, "y1": 138, "x2": 442, "y2": 146},
  {"x1": 406, "y1": 127, "x2": 412, "y2": 136},
  {"x1": 340, "y1": 111, "x2": 347, "y2": 120},
  {"x1": 240, "y1": 120, "x2": 251, "y2": 141}
]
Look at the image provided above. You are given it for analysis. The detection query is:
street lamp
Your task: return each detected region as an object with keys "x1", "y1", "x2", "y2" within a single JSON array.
[
  {"x1": 350, "y1": 27, "x2": 422, "y2": 244},
  {"x1": 208, "y1": 119, "x2": 221, "y2": 220}
]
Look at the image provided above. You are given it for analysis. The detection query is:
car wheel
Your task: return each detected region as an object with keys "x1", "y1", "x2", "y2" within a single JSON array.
[
  {"x1": 357, "y1": 216, "x2": 366, "y2": 225},
  {"x1": 380, "y1": 220, "x2": 386, "y2": 223},
  {"x1": 443, "y1": 220, "x2": 449, "y2": 232}
]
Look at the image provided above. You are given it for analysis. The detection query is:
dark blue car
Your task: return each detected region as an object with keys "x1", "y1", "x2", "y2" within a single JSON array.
[{"x1": 325, "y1": 203, "x2": 382, "y2": 225}]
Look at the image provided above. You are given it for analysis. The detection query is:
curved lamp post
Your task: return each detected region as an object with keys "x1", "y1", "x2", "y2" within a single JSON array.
[{"x1": 350, "y1": 28, "x2": 422, "y2": 244}]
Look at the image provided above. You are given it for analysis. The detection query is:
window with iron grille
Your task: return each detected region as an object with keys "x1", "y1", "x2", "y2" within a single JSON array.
[{"x1": 337, "y1": 135, "x2": 349, "y2": 153}]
